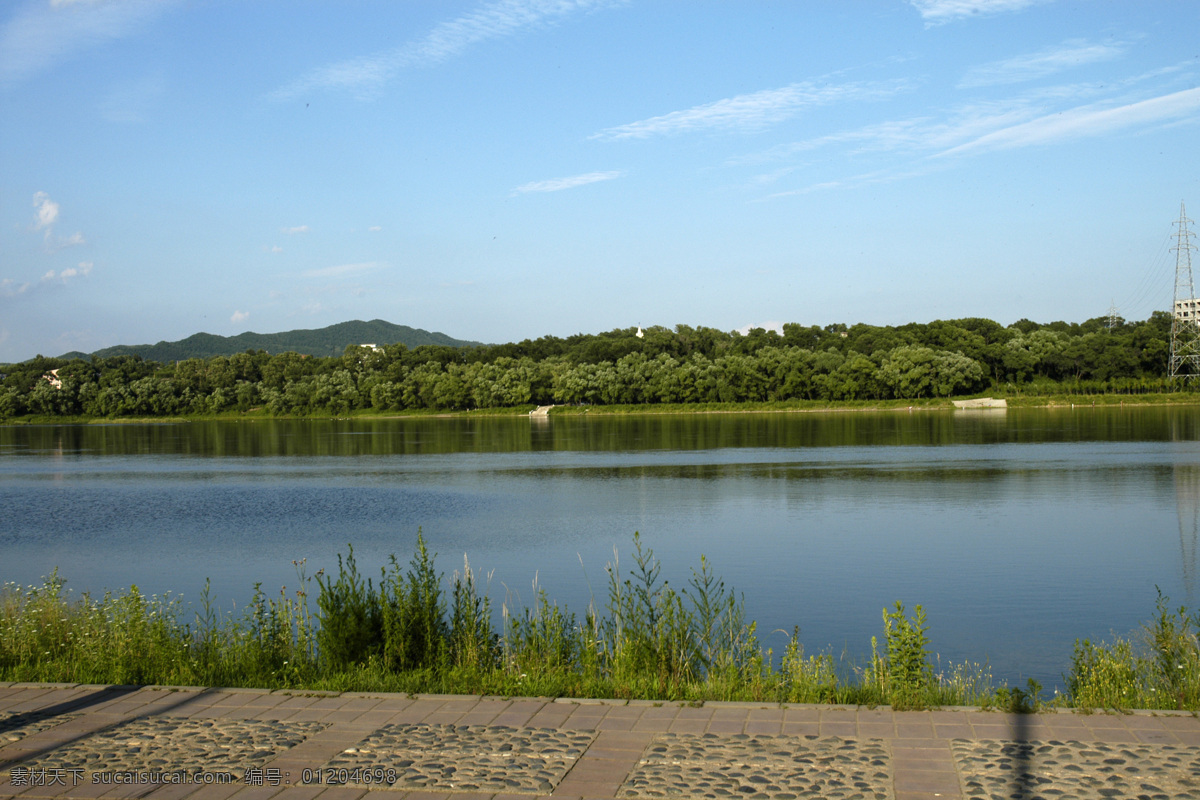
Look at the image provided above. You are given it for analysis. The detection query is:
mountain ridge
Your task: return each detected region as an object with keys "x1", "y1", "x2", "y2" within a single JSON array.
[{"x1": 58, "y1": 319, "x2": 483, "y2": 362}]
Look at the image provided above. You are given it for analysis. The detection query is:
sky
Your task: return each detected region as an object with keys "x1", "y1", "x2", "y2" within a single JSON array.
[{"x1": 2, "y1": 0, "x2": 1199, "y2": 362}]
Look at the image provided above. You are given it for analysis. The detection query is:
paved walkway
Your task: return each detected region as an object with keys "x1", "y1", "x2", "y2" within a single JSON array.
[{"x1": 2, "y1": 683, "x2": 1199, "y2": 800}]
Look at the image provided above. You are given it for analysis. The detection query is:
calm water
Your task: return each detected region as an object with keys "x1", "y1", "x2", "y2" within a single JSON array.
[{"x1": 3, "y1": 407, "x2": 1200, "y2": 691}]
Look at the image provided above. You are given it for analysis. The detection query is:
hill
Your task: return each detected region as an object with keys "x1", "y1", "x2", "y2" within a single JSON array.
[{"x1": 59, "y1": 320, "x2": 482, "y2": 362}]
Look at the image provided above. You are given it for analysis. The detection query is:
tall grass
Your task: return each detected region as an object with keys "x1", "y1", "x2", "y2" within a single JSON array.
[
  {"x1": 1064, "y1": 589, "x2": 1200, "y2": 711},
  {"x1": 3, "y1": 537, "x2": 1196, "y2": 710}
]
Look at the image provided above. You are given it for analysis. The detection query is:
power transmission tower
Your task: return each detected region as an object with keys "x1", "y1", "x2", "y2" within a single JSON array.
[
  {"x1": 1107, "y1": 300, "x2": 1120, "y2": 330},
  {"x1": 1169, "y1": 202, "x2": 1200, "y2": 380}
]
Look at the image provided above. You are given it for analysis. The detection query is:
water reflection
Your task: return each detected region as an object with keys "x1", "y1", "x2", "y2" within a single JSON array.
[
  {"x1": 4, "y1": 406, "x2": 1200, "y2": 458},
  {"x1": 2, "y1": 406, "x2": 1199, "y2": 691},
  {"x1": 1176, "y1": 465, "x2": 1200, "y2": 605}
]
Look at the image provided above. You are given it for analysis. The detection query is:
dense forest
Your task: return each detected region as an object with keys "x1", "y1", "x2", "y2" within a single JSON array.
[
  {"x1": 57, "y1": 319, "x2": 481, "y2": 362},
  {"x1": 0, "y1": 313, "x2": 1179, "y2": 419}
]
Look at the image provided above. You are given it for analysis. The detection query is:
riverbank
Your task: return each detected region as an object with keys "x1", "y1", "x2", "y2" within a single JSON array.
[
  {"x1": 5, "y1": 390, "x2": 1200, "y2": 425},
  {"x1": 4, "y1": 537, "x2": 1198, "y2": 713}
]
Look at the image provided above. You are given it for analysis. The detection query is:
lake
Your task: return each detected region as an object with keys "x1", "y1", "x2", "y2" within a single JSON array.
[{"x1": 2, "y1": 406, "x2": 1199, "y2": 693}]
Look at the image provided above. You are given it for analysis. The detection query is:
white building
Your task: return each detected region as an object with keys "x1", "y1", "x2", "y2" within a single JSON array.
[{"x1": 1175, "y1": 298, "x2": 1200, "y2": 322}]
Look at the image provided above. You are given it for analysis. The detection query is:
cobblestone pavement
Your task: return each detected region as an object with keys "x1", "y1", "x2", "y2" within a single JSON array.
[
  {"x1": 0, "y1": 684, "x2": 1198, "y2": 800},
  {"x1": 620, "y1": 733, "x2": 892, "y2": 799}
]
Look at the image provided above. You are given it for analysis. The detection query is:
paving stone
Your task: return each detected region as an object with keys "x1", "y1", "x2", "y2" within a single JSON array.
[
  {"x1": 323, "y1": 723, "x2": 596, "y2": 792},
  {"x1": 619, "y1": 733, "x2": 892, "y2": 800},
  {"x1": 4, "y1": 715, "x2": 328, "y2": 781},
  {"x1": 952, "y1": 737, "x2": 1200, "y2": 800},
  {"x1": 0, "y1": 710, "x2": 80, "y2": 744}
]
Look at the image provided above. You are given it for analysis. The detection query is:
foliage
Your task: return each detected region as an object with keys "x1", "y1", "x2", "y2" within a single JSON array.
[
  {"x1": 862, "y1": 602, "x2": 935, "y2": 709},
  {"x1": 0, "y1": 314, "x2": 1179, "y2": 421},
  {"x1": 5, "y1": 540, "x2": 1200, "y2": 711},
  {"x1": 1064, "y1": 589, "x2": 1200, "y2": 711}
]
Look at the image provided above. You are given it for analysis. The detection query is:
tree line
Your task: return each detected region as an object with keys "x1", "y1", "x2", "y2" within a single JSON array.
[{"x1": 0, "y1": 313, "x2": 1178, "y2": 418}]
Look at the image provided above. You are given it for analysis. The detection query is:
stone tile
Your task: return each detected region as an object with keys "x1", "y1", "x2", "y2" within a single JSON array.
[
  {"x1": 818, "y1": 721, "x2": 857, "y2": 737},
  {"x1": 857, "y1": 722, "x2": 895, "y2": 738},
  {"x1": 744, "y1": 708, "x2": 784, "y2": 722},
  {"x1": 593, "y1": 717, "x2": 635, "y2": 732},
  {"x1": 819, "y1": 707, "x2": 858, "y2": 723},
  {"x1": 308, "y1": 787, "x2": 366, "y2": 800},
  {"x1": 892, "y1": 768, "x2": 962, "y2": 794},
  {"x1": 671, "y1": 707, "x2": 713, "y2": 723},
  {"x1": 138, "y1": 782, "x2": 203, "y2": 799},
  {"x1": 258, "y1": 788, "x2": 323, "y2": 800},
  {"x1": 701, "y1": 718, "x2": 744, "y2": 735},
  {"x1": 665, "y1": 719, "x2": 708, "y2": 734}
]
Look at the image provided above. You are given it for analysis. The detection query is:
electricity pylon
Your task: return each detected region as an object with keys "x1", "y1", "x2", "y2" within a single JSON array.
[{"x1": 1169, "y1": 202, "x2": 1200, "y2": 380}]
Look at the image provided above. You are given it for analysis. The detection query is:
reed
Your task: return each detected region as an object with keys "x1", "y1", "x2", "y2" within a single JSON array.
[{"x1": 3, "y1": 538, "x2": 1196, "y2": 711}]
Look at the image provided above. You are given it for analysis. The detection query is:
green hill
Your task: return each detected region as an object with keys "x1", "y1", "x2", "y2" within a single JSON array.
[{"x1": 59, "y1": 319, "x2": 482, "y2": 362}]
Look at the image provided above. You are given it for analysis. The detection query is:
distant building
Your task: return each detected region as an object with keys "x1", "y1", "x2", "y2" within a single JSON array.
[
  {"x1": 1176, "y1": 298, "x2": 1200, "y2": 323},
  {"x1": 44, "y1": 369, "x2": 62, "y2": 389}
]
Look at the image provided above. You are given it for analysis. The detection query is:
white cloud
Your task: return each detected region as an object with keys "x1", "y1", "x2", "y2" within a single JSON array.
[
  {"x1": 592, "y1": 78, "x2": 912, "y2": 141},
  {"x1": 0, "y1": 0, "x2": 176, "y2": 85},
  {"x1": 959, "y1": 40, "x2": 1125, "y2": 88},
  {"x1": 31, "y1": 191, "x2": 86, "y2": 250},
  {"x1": 1, "y1": 279, "x2": 32, "y2": 297},
  {"x1": 231, "y1": 310, "x2": 250, "y2": 324},
  {"x1": 938, "y1": 86, "x2": 1200, "y2": 157},
  {"x1": 269, "y1": 245, "x2": 283, "y2": 253},
  {"x1": 40, "y1": 261, "x2": 92, "y2": 284},
  {"x1": 368, "y1": 225, "x2": 382, "y2": 232},
  {"x1": 50, "y1": 231, "x2": 86, "y2": 251},
  {"x1": 302, "y1": 261, "x2": 384, "y2": 278},
  {"x1": 32, "y1": 191, "x2": 59, "y2": 229},
  {"x1": 282, "y1": 225, "x2": 309, "y2": 235},
  {"x1": 909, "y1": 0, "x2": 1051, "y2": 26},
  {"x1": 512, "y1": 170, "x2": 623, "y2": 194},
  {"x1": 63, "y1": 261, "x2": 92, "y2": 278},
  {"x1": 272, "y1": 0, "x2": 619, "y2": 101}
]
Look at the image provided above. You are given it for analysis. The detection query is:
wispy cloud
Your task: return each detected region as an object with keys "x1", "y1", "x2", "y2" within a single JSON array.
[
  {"x1": 732, "y1": 100, "x2": 1038, "y2": 165},
  {"x1": 938, "y1": 86, "x2": 1200, "y2": 157},
  {"x1": 31, "y1": 191, "x2": 86, "y2": 250},
  {"x1": 0, "y1": 0, "x2": 175, "y2": 85},
  {"x1": 959, "y1": 39, "x2": 1125, "y2": 88},
  {"x1": 591, "y1": 78, "x2": 912, "y2": 141},
  {"x1": 909, "y1": 0, "x2": 1051, "y2": 26},
  {"x1": 302, "y1": 261, "x2": 385, "y2": 279},
  {"x1": 231, "y1": 310, "x2": 250, "y2": 324},
  {"x1": 512, "y1": 170, "x2": 623, "y2": 194},
  {"x1": 1, "y1": 279, "x2": 32, "y2": 298},
  {"x1": 746, "y1": 76, "x2": 1200, "y2": 199},
  {"x1": 272, "y1": 0, "x2": 619, "y2": 101},
  {"x1": 281, "y1": 225, "x2": 309, "y2": 235},
  {"x1": 41, "y1": 261, "x2": 93, "y2": 284},
  {"x1": 2, "y1": 261, "x2": 92, "y2": 299}
]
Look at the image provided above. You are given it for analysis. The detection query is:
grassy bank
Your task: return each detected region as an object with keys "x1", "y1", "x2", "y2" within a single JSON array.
[
  {"x1": 6, "y1": 390, "x2": 1200, "y2": 425},
  {"x1": 3, "y1": 535, "x2": 1198, "y2": 712}
]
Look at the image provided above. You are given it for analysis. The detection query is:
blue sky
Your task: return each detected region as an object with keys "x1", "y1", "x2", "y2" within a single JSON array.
[{"x1": 2, "y1": 0, "x2": 1199, "y2": 361}]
